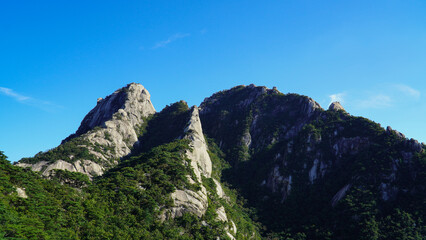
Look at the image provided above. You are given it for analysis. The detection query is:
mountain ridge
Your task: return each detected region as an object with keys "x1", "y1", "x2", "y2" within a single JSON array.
[{"x1": 3, "y1": 82, "x2": 425, "y2": 239}]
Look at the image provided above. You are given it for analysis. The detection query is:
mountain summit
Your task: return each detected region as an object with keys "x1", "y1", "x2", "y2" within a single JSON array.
[
  {"x1": 17, "y1": 83, "x2": 156, "y2": 177},
  {"x1": 4, "y1": 83, "x2": 425, "y2": 239}
]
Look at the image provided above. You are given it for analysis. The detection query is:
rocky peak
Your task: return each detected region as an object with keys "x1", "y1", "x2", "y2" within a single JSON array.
[
  {"x1": 163, "y1": 106, "x2": 211, "y2": 219},
  {"x1": 386, "y1": 126, "x2": 424, "y2": 153},
  {"x1": 328, "y1": 101, "x2": 345, "y2": 112},
  {"x1": 200, "y1": 84, "x2": 272, "y2": 113},
  {"x1": 18, "y1": 83, "x2": 156, "y2": 177},
  {"x1": 183, "y1": 106, "x2": 212, "y2": 181},
  {"x1": 73, "y1": 83, "x2": 155, "y2": 137},
  {"x1": 200, "y1": 85, "x2": 323, "y2": 154}
]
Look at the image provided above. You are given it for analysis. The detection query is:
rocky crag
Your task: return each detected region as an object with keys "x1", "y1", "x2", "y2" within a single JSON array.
[
  {"x1": 17, "y1": 83, "x2": 155, "y2": 177},
  {"x1": 162, "y1": 106, "x2": 238, "y2": 239},
  {"x1": 199, "y1": 84, "x2": 425, "y2": 238}
]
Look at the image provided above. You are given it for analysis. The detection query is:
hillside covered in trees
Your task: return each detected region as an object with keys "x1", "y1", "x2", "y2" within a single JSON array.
[{"x1": 1, "y1": 83, "x2": 425, "y2": 239}]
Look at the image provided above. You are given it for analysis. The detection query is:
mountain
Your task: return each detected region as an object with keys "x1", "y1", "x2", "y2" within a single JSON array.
[{"x1": 1, "y1": 83, "x2": 425, "y2": 239}]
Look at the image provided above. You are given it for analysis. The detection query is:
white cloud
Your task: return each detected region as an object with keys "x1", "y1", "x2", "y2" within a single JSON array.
[
  {"x1": 0, "y1": 87, "x2": 61, "y2": 111},
  {"x1": 356, "y1": 94, "x2": 392, "y2": 109},
  {"x1": 152, "y1": 33, "x2": 190, "y2": 49},
  {"x1": 394, "y1": 84, "x2": 420, "y2": 98},
  {"x1": 0, "y1": 87, "x2": 30, "y2": 101},
  {"x1": 329, "y1": 92, "x2": 345, "y2": 105}
]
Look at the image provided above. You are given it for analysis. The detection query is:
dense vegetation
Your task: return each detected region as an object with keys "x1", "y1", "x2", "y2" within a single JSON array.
[
  {"x1": 19, "y1": 137, "x2": 99, "y2": 165},
  {"x1": 200, "y1": 85, "x2": 426, "y2": 239},
  {"x1": 1, "y1": 140, "x2": 247, "y2": 239},
  {"x1": 136, "y1": 101, "x2": 191, "y2": 153}
]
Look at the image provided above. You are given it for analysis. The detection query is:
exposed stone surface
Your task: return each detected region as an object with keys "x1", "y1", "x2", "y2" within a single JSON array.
[
  {"x1": 73, "y1": 83, "x2": 155, "y2": 137},
  {"x1": 16, "y1": 187, "x2": 28, "y2": 198},
  {"x1": 165, "y1": 106, "x2": 213, "y2": 219},
  {"x1": 230, "y1": 220, "x2": 237, "y2": 235},
  {"x1": 328, "y1": 101, "x2": 345, "y2": 112},
  {"x1": 386, "y1": 126, "x2": 424, "y2": 153},
  {"x1": 331, "y1": 184, "x2": 352, "y2": 207},
  {"x1": 309, "y1": 159, "x2": 320, "y2": 184},
  {"x1": 242, "y1": 130, "x2": 252, "y2": 148},
  {"x1": 17, "y1": 160, "x2": 104, "y2": 178},
  {"x1": 305, "y1": 98, "x2": 323, "y2": 117},
  {"x1": 215, "y1": 206, "x2": 238, "y2": 240},
  {"x1": 16, "y1": 161, "x2": 49, "y2": 172},
  {"x1": 216, "y1": 206, "x2": 228, "y2": 222},
  {"x1": 17, "y1": 83, "x2": 156, "y2": 177},
  {"x1": 168, "y1": 187, "x2": 209, "y2": 218},
  {"x1": 386, "y1": 126, "x2": 405, "y2": 139},
  {"x1": 332, "y1": 137, "x2": 369, "y2": 157},
  {"x1": 75, "y1": 83, "x2": 156, "y2": 162},
  {"x1": 183, "y1": 106, "x2": 212, "y2": 181},
  {"x1": 227, "y1": 232, "x2": 236, "y2": 240},
  {"x1": 267, "y1": 165, "x2": 292, "y2": 201},
  {"x1": 162, "y1": 106, "x2": 237, "y2": 237},
  {"x1": 213, "y1": 178, "x2": 224, "y2": 198}
]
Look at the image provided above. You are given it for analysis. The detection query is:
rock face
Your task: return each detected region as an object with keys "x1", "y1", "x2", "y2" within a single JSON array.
[
  {"x1": 169, "y1": 187, "x2": 208, "y2": 218},
  {"x1": 17, "y1": 83, "x2": 155, "y2": 177},
  {"x1": 162, "y1": 106, "x2": 237, "y2": 238},
  {"x1": 200, "y1": 84, "x2": 323, "y2": 153},
  {"x1": 183, "y1": 107, "x2": 212, "y2": 181},
  {"x1": 328, "y1": 101, "x2": 345, "y2": 112},
  {"x1": 16, "y1": 187, "x2": 28, "y2": 199},
  {"x1": 17, "y1": 160, "x2": 104, "y2": 178},
  {"x1": 72, "y1": 83, "x2": 155, "y2": 138},
  {"x1": 165, "y1": 106, "x2": 211, "y2": 219}
]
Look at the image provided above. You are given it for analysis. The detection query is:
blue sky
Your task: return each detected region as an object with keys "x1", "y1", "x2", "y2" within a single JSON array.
[{"x1": 1, "y1": 0, "x2": 426, "y2": 162}]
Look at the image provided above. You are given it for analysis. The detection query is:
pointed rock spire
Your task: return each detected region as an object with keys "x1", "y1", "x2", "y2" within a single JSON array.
[
  {"x1": 17, "y1": 83, "x2": 156, "y2": 177},
  {"x1": 328, "y1": 101, "x2": 345, "y2": 112}
]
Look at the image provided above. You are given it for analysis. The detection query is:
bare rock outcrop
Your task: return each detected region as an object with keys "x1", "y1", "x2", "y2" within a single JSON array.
[
  {"x1": 168, "y1": 187, "x2": 209, "y2": 218},
  {"x1": 16, "y1": 187, "x2": 28, "y2": 199},
  {"x1": 17, "y1": 83, "x2": 156, "y2": 177},
  {"x1": 328, "y1": 101, "x2": 345, "y2": 112},
  {"x1": 164, "y1": 107, "x2": 237, "y2": 238},
  {"x1": 331, "y1": 183, "x2": 352, "y2": 207},
  {"x1": 183, "y1": 106, "x2": 212, "y2": 181},
  {"x1": 18, "y1": 160, "x2": 104, "y2": 178},
  {"x1": 71, "y1": 83, "x2": 156, "y2": 162},
  {"x1": 73, "y1": 83, "x2": 155, "y2": 137},
  {"x1": 162, "y1": 106, "x2": 212, "y2": 219}
]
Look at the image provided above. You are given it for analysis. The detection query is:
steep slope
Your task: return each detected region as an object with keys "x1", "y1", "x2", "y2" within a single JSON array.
[
  {"x1": 17, "y1": 83, "x2": 155, "y2": 177},
  {"x1": 200, "y1": 84, "x2": 426, "y2": 239},
  {"x1": 135, "y1": 101, "x2": 259, "y2": 239}
]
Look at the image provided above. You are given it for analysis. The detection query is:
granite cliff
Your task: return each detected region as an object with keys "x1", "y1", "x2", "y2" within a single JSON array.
[{"x1": 17, "y1": 83, "x2": 155, "y2": 177}]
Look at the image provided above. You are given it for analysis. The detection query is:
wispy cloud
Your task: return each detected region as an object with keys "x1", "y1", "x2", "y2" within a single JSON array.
[
  {"x1": 329, "y1": 92, "x2": 345, "y2": 105},
  {"x1": 0, "y1": 87, "x2": 30, "y2": 101},
  {"x1": 0, "y1": 87, "x2": 61, "y2": 111},
  {"x1": 356, "y1": 94, "x2": 392, "y2": 109},
  {"x1": 394, "y1": 84, "x2": 420, "y2": 98},
  {"x1": 152, "y1": 33, "x2": 190, "y2": 49}
]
